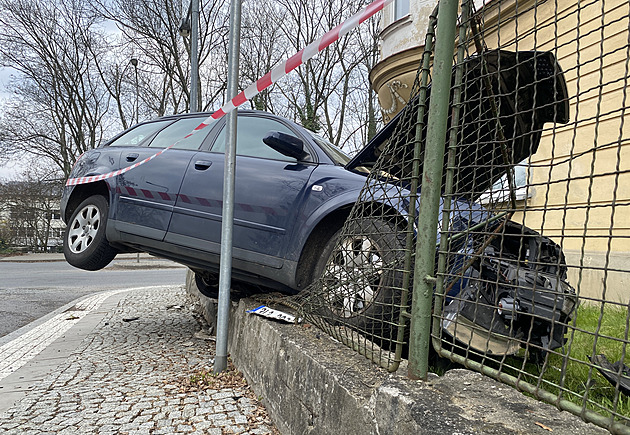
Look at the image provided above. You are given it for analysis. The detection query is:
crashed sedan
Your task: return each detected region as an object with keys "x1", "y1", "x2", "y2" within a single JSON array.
[{"x1": 62, "y1": 49, "x2": 576, "y2": 358}]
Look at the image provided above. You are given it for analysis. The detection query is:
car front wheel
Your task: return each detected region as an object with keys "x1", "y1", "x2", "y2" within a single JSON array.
[
  {"x1": 63, "y1": 195, "x2": 117, "y2": 271},
  {"x1": 312, "y1": 217, "x2": 406, "y2": 339}
]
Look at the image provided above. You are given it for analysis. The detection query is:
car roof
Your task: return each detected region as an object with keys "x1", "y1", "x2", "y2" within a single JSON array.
[{"x1": 142, "y1": 109, "x2": 284, "y2": 123}]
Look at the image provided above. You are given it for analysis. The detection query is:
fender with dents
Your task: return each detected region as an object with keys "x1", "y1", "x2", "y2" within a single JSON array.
[{"x1": 289, "y1": 188, "x2": 363, "y2": 263}]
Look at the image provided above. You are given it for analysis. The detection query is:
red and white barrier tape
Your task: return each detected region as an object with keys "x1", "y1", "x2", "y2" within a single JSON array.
[{"x1": 66, "y1": 0, "x2": 393, "y2": 187}]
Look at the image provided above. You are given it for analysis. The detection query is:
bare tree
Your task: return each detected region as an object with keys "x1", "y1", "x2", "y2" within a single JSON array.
[
  {"x1": 0, "y1": 0, "x2": 112, "y2": 177},
  {"x1": 88, "y1": 46, "x2": 139, "y2": 132},
  {"x1": 243, "y1": 0, "x2": 380, "y2": 151},
  {"x1": 337, "y1": 9, "x2": 382, "y2": 153},
  {"x1": 239, "y1": 0, "x2": 287, "y2": 112},
  {"x1": 0, "y1": 0, "x2": 381, "y2": 183},
  {"x1": 95, "y1": 0, "x2": 229, "y2": 115}
]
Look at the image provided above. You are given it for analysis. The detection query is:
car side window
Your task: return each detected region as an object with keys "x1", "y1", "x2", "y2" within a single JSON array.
[
  {"x1": 211, "y1": 116, "x2": 303, "y2": 161},
  {"x1": 107, "y1": 120, "x2": 172, "y2": 147},
  {"x1": 148, "y1": 117, "x2": 209, "y2": 150}
]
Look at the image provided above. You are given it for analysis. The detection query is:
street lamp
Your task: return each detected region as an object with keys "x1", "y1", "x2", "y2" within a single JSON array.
[
  {"x1": 129, "y1": 58, "x2": 141, "y2": 263},
  {"x1": 179, "y1": 0, "x2": 200, "y2": 112},
  {"x1": 130, "y1": 58, "x2": 139, "y2": 125}
]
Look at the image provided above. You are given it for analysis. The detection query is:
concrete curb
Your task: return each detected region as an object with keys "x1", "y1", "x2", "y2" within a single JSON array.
[
  {"x1": 185, "y1": 270, "x2": 606, "y2": 435},
  {"x1": 0, "y1": 253, "x2": 157, "y2": 263}
]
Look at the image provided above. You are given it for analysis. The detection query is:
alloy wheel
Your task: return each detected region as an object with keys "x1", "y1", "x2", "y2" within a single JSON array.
[
  {"x1": 67, "y1": 204, "x2": 101, "y2": 254},
  {"x1": 323, "y1": 236, "x2": 384, "y2": 318}
]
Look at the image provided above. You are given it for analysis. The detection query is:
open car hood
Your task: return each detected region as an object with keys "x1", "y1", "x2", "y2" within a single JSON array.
[{"x1": 346, "y1": 50, "x2": 570, "y2": 198}]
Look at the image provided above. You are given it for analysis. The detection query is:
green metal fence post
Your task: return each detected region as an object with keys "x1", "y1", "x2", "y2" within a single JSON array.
[
  {"x1": 408, "y1": 0, "x2": 460, "y2": 380},
  {"x1": 432, "y1": 0, "x2": 470, "y2": 357},
  {"x1": 397, "y1": 6, "x2": 438, "y2": 371}
]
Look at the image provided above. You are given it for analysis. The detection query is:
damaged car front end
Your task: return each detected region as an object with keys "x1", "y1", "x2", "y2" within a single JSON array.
[
  {"x1": 345, "y1": 49, "x2": 577, "y2": 358},
  {"x1": 442, "y1": 221, "x2": 577, "y2": 359},
  {"x1": 438, "y1": 50, "x2": 578, "y2": 358}
]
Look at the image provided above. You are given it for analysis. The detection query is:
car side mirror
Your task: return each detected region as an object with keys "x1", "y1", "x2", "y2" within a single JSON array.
[{"x1": 263, "y1": 131, "x2": 309, "y2": 160}]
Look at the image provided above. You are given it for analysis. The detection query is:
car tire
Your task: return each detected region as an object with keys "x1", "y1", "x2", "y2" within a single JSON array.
[
  {"x1": 195, "y1": 273, "x2": 220, "y2": 298},
  {"x1": 63, "y1": 195, "x2": 117, "y2": 271},
  {"x1": 312, "y1": 217, "x2": 406, "y2": 339}
]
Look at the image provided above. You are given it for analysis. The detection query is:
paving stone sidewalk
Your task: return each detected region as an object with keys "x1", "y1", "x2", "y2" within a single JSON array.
[{"x1": 0, "y1": 287, "x2": 277, "y2": 434}]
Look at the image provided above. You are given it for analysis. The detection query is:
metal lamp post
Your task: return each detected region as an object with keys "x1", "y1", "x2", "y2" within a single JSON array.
[
  {"x1": 130, "y1": 58, "x2": 139, "y2": 124},
  {"x1": 214, "y1": 0, "x2": 241, "y2": 374},
  {"x1": 179, "y1": 0, "x2": 242, "y2": 373},
  {"x1": 179, "y1": 0, "x2": 200, "y2": 112}
]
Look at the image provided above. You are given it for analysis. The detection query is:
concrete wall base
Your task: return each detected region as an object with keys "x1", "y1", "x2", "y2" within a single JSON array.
[
  {"x1": 185, "y1": 270, "x2": 218, "y2": 331},
  {"x1": 185, "y1": 270, "x2": 604, "y2": 434}
]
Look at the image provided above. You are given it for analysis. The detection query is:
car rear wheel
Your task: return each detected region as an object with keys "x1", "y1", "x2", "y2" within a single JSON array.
[
  {"x1": 313, "y1": 217, "x2": 406, "y2": 339},
  {"x1": 195, "y1": 272, "x2": 220, "y2": 298},
  {"x1": 63, "y1": 195, "x2": 117, "y2": 271}
]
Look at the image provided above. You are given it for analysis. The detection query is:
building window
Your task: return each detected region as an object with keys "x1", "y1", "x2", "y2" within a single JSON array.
[{"x1": 394, "y1": 0, "x2": 410, "y2": 21}]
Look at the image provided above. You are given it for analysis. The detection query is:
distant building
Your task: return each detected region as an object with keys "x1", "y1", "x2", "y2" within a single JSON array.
[{"x1": 0, "y1": 181, "x2": 65, "y2": 252}]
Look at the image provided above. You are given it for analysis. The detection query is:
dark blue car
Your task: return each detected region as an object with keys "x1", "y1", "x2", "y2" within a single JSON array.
[
  {"x1": 61, "y1": 110, "x2": 399, "y2": 296},
  {"x1": 61, "y1": 50, "x2": 577, "y2": 357}
]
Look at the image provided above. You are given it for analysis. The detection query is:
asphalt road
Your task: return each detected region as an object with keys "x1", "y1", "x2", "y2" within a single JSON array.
[{"x1": 0, "y1": 259, "x2": 187, "y2": 338}]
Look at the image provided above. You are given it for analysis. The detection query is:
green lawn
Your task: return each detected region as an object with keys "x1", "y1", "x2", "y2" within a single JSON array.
[
  {"x1": 511, "y1": 304, "x2": 630, "y2": 420},
  {"x1": 433, "y1": 304, "x2": 630, "y2": 421}
]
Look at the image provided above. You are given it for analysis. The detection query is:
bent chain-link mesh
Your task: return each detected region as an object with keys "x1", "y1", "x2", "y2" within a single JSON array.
[
  {"x1": 430, "y1": 0, "x2": 630, "y2": 432},
  {"x1": 265, "y1": 0, "x2": 630, "y2": 431},
  {"x1": 271, "y1": 8, "x2": 440, "y2": 372}
]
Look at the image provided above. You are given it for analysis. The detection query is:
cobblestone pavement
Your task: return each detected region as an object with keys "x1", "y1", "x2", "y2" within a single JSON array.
[{"x1": 0, "y1": 287, "x2": 277, "y2": 434}]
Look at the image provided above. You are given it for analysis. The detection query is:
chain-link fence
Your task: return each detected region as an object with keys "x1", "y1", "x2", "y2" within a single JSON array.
[
  {"x1": 431, "y1": 0, "x2": 630, "y2": 431},
  {"x1": 270, "y1": 0, "x2": 630, "y2": 431},
  {"x1": 278, "y1": 7, "x2": 439, "y2": 373}
]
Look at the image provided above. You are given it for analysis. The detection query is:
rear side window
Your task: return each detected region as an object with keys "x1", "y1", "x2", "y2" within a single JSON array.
[
  {"x1": 107, "y1": 120, "x2": 172, "y2": 147},
  {"x1": 148, "y1": 117, "x2": 209, "y2": 150}
]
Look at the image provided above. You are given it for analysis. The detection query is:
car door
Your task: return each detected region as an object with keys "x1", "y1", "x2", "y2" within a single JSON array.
[
  {"x1": 111, "y1": 116, "x2": 215, "y2": 241},
  {"x1": 165, "y1": 113, "x2": 317, "y2": 268}
]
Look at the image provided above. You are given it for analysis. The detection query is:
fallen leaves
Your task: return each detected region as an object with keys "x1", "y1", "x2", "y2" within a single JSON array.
[
  {"x1": 178, "y1": 359, "x2": 280, "y2": 434},
  {"x1": 535, "y1": 421, "x2": 553, "y2": 431}
]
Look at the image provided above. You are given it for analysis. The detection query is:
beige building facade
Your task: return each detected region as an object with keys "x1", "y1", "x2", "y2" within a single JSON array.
[
  {"x1": 370, "y1": 0, "x2": 630, "y2": 302},
  {"x1": 370, "y1": 0, "x2": 437, "y2": 122}
]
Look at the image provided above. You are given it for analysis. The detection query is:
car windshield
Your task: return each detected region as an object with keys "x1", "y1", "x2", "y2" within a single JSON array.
[{"x1": 309, "y1": 133, "x2": 351, "y2": 166}]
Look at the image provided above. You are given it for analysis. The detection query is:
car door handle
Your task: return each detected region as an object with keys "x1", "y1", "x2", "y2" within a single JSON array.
[
  {"x1": 194, "y1": 160, "x2": 213, "y2": 170},
  {"x1": 126, "y1": 153, "x2": 139, "y2": 162}
]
